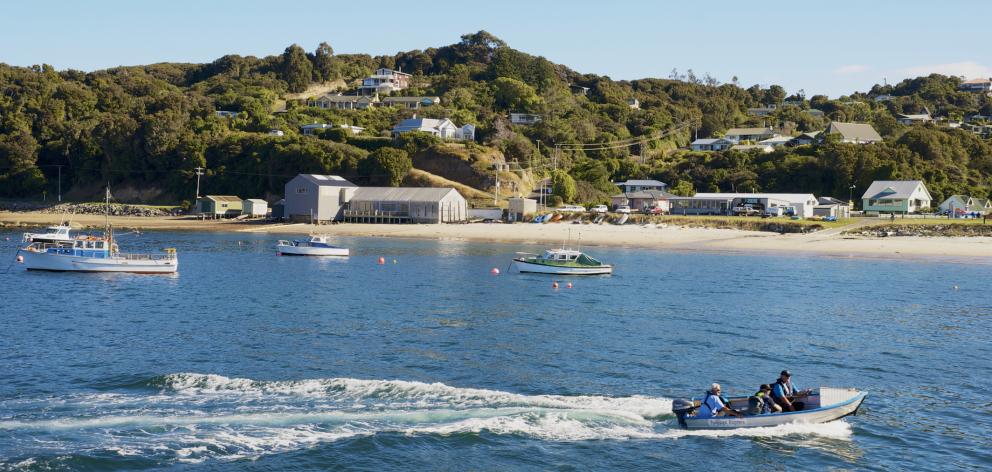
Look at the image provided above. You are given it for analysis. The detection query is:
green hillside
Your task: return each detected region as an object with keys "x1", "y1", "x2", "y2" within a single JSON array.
[{"x1": 1, "y1": 31, "x2": 990, "y2": 206}]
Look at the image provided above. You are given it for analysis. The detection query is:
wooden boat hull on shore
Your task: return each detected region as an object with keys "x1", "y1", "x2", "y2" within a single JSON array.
[
  {"x1": 21, "y1": 250, "x2": 178, "y2": 273},
  {"x1": 676, "y1": 387, "x2": 866, "y2": 430},
  {"x1": 512, "y1": 258, "x2": 613, "y2": 275}
]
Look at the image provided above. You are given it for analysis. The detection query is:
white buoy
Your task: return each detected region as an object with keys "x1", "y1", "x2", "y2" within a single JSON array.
[
  {"x1": 566, "y1": 282, "x2": 573, "y2": 289},
  {"x1": 16, "y1": 255, "x2": 24, "y2": 263},
  {"x1": 491, "y1": 267, "x2": 500, "y2": 275}
]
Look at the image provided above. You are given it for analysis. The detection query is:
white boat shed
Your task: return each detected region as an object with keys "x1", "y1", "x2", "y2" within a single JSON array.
[
  {"x1": 344, "y1": 187, "x2": 467, "y2": 223},
  {"x1": 693, "y1": 192, "x2": 819, "y2": 217},
  {"x1": 242, "y1": 199, "x2": 268, "y2": 217}
]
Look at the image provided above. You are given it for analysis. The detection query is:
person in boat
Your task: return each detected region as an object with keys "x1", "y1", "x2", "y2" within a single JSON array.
[
  {"x1": 697, "y1": 383, "x2": 742, "y2": 418},
  {"x1": 771, "y1": 370, "x2": 812, "y2": 412},
  {"x1": 746, "y1": 384, "x2": 780, "y2": 415}
]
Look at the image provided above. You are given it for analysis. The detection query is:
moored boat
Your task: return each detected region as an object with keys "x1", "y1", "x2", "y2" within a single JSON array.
[
  {"x1": 23, "y1": 214, "x2": 74, "y2": 246},
  {"x1": 672, "y1": 387, "x2": 866, "y2": 429},
  {"x1": 512, "y1": 248, "x2": 613, "y2": 275},
  {"x1": 276, "y1": 235, "x2": 349, "y2": 256}
]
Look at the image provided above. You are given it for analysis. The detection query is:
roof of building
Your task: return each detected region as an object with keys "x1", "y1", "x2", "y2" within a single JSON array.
[
  {"x1": 861, "y1": 180, "x2": 930, "y2": 200},
  {"x1": 350, "y1": 187, "x2": 463, "y2": 203},
  {"x1": 899, "y1": 113, "x2": 932, "y2": 120},
  {"x1": 691, "y1": 138, "x2": 730, "y2": 145},
  {"x1": 203, "y1": 195, "x2": 242, "y2": 202},
  {"x1": 295, "y1": 174, "x2": 357, "y2": 187},
  {"x1": 694, "y1": 192, "x2": 817, "y2": 202},
  {"x1": 316, "y1": 94, "x2": 377, "y2": 102},
  {"x1": 971, "y1": 197, "x2": 991, "y2": 209},
  {"x1": 393, "y1": 118, "x2": 456, "y2": 133},
  {"x1": 724, "y1": 127, "x2": 775, "y2": 136},
  {"x1": 818, "y1": 196, "x2": 848, "y2": 205},
  {"x1": 961, "y1": 78, "x2": 992, "y2": 85},
  {"x1": 826, "y1": 122, "x2": 883, "y2": 142},
  {"x1": 382, "y1": 96, "x2": 440, "y2": 104},
  {"x1": 616, "y1": 179, "x2": 667, "y2": 187},
  {"x1": 730, "y1": 144, "x2": 773, "y2": 152},
  {"x1": 243, "y1": 198, "x2": 267, "y2": 204},
  {"x1": 300, "y1": 123, "x2": 332, "y2": 130}
]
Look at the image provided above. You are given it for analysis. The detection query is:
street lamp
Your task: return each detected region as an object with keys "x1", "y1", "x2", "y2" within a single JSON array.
[{"x1": 849, "y1": 185, "x2": 856, "y2": 206}]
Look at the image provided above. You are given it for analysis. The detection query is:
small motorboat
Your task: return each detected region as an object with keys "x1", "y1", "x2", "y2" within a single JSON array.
[
  {"x1": 672, "y1": 387, "x2": 866, "y2": 429},
  {"x1": 512, "y1": 248, "x2": 613, "y2": 275},
  {"x1": 276, "y1": 235, "x2": 349, "y2": 256}
]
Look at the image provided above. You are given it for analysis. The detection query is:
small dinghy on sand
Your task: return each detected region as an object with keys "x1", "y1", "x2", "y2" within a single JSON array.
[{"x1": 672, "y1": 387, "x2": 866, "y2": 429}]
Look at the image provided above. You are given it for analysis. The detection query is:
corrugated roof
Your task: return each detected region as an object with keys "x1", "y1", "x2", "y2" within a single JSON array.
[
  {"x1": 694, "y1": 192, "x2": 817, "y2": 202},
  {"x1": 826, "y1": 122, "x2": 883, "y2": 142},
  {"x1": 204, "y1": 195, "x2": 242, "y2": 202},
  {"x1": 297, "y1": 174, "x2": 357, "y2": 187},
  {"x1": 860, "y1": 180, "x2": 929, "y2": 200},
  {"x1": 243, "y1": 199, "x2": 267, "y2": 204},
  {"x1": 725, "y1": 127, "x2": 775, "y2": 136},
  {"x1": 350, "y1": 187, "x2": 463, "y2": 203},
  {"x1": 617, "y1": 179, "x2": 667, "y2": 186},
  {"x1": 383, "y1": 96, "x2": 440, "y2": 103}
]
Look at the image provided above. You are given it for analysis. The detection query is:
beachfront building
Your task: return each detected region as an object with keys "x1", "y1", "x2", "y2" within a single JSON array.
[
  {"x1": 723, "y1": 127, "x2": 779, "y2": 144},
  {"x1": 343, "y1": 187, "x2": 467, "y2": 224},
  {"x1": 693, "y1": 192, "x2": 819, "y2": 217},
  {"x1": 392, "y1": 118, "x2": 475, "y2": 141},
  {"x1": 615, "y1": 179, "x2": 667, "y2": 193},
  {"x1": 381, "y1": 96, "x2": 441, "y2": 109},
  {"x1": 939, "y1": 195, "x2": 991, "y2": 215},
  {"x1": 861, "y1": 180, "x2": 932, "y2": 214},
  {"x1": 824, "y1": 122, "x2": 883, "y2": 144},
  {"x1": 283, "y1": 174, "x2": 358, "y2": 222},
  {"x1": 668, "y1": 195, "x2": 736, "y2": 215},
  {"x1": 196, "y1": 195, "x2": 243, "y2": 218},
  {"x1": 690, "y1": 138, "x2": 733, "y2": 151},
  {"x1": 508, "y1": 197, "x2": 537, "y2": 222},
  {"x1": 242, "y1": 199, "x2": 268, "y2": 217},
  {"x1": 610, "y1": 190, "x2": 674, "y2": 212},
  {"x1": 358, "y1": 68, "x2": 412, "y2": 95},
  {"x1": 813, "y1": 197, "x2": 851, "y2": 218}
]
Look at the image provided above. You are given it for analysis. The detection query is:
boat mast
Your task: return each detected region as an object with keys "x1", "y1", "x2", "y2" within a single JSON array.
[{"x1": 105, "y1": 185, "x2": 113, "y2": 250}]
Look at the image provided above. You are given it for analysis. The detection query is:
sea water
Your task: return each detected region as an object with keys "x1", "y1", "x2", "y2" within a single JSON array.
[{"x1": 0, "y1": 230, "x2": 989, "y2": 470}]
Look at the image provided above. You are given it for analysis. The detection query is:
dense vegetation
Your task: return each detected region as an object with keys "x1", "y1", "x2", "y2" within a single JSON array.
[{"x1": 1, "y1": 31, "x2": 990, "y2": 206}]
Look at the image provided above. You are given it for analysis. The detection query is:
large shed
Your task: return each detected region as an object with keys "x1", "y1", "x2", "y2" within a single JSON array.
[
  {"x1": 344, "y1": 187, "x2": 467, "y2": 223},
  {"x1": 283, "y1": 174, "x2": 357, "y2": 222},
  {"x1": 242, "y1": 199, "x2": 268, "y2": 217}
]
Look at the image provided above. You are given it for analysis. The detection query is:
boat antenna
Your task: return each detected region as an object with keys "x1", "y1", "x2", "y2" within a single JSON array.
[
  {"x1": 105, "y1": 184, "x2": 113, "y2": 250},
  {"x1": 577, "y1": 231, "x2": 582, "y2": 251}
]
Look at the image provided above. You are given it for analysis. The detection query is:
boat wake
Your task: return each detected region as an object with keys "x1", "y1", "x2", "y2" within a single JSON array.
[{"x1": 0, "y1": 373, "x2": 852, "y2": 465}]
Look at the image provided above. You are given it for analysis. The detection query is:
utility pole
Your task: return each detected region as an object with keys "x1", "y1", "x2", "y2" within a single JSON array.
[
  {"x1": 493, "y1": 164, "x2": 500, "y2": 206},
  {"x1": 193, "y1": 167, "x2": 205, "y2": 212},
  {"x1": 55, "y1": 165, "x2": 63, "y2": 202}
]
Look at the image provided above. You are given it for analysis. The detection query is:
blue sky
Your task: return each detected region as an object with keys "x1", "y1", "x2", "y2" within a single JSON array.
[{"x1": 2, "y1": 0, "x2": 990, "y2": 97}]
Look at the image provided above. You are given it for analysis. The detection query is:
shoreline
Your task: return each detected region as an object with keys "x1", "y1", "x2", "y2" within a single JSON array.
[{"x1": 3, "y1": 211, "x2": 991, "y2": 264}]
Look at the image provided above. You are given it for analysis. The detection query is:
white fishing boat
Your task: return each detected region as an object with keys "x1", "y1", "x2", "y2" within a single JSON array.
[
  {"x1": 19, "y1": 188, "x2": 178, "y2": 274},
  {"x1": 512, "y1": 248, "x2": 613, "y2": 275},
  {"x1": 23, "y1": 214, "x2": 74, "y2": 245},
  {"x1": 276, "y1": 235, "x2": 349, "y2": 256},
  {"x1": 672, "y1": 387, "x2": 867, "y2": 429}
]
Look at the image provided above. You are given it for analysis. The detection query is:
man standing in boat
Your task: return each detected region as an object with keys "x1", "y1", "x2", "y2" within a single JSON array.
[{"x1": 771, "y1": 370, "x2": 812, "y2": 411}]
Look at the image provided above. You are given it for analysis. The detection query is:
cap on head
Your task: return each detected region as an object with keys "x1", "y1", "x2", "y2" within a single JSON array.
[
  {"x1": 760, "y1": 384, "x2": 771, "y2": 391},
  {"x1": 781, "y1": 370, "x2": 791, "y2": 377}
]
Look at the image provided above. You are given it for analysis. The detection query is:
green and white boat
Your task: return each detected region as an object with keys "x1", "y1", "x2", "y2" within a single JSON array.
[{"x1": 512, "y1": 248, "x2": 613, "y2": 275}]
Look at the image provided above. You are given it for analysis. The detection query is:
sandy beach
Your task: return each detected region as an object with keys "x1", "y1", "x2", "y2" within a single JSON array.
[{"x1": 3, "y1": 211, "x2": 991, "y2": 262}]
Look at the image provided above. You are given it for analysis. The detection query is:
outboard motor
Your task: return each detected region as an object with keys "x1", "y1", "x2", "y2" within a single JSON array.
[{"x1": 671, "y1": 398, "x2": 695, "y2": 428}]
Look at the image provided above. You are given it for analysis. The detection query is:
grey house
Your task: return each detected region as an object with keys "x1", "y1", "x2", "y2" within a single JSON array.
[{"x1": 283, "y1": 174, "x2": 357, "y2": 222}]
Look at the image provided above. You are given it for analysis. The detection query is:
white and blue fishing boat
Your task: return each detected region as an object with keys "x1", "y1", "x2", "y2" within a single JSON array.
[
  {"x1": 672, "y1": 387, "x2": 867, "y2": 429},
  {"x1": 20, "y1": 189, "x2": 178, "y2": 274},
  {"x1": 23, "y1": 213, "x2": 74, "y2": 246},
  {"x1": 276, "y1": 235, "x2": 349, "y2": 256}
]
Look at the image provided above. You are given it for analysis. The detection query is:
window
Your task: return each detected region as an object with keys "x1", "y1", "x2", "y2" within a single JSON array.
[{"x1": 296, "y1": 187, "x2": 308, "y2": 194}]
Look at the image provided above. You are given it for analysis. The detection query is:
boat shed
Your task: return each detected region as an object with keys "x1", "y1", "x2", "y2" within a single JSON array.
[
  {"x1": 196, "y1": 195, "x2": 243, "y2": 218},
  {"x1": 283, "y1": 174, "x2": 358, "y2": 222},
  {"x1": 508, "y1": 197, "x2": 537, "y2": 222},
  {"x1": 344, "y1": 187, "x2": 467, "y2": 224},
  {"x1": 242, "y1": 199, "x2": 268, "y2": 217}
]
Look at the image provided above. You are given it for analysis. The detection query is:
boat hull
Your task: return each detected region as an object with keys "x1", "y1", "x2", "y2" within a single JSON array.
[
  {"x1": 21, "y1": 251, "x2": 178, "y2": 274},
  {"x1": 277, "y1": 245, "x2": 349, "y2": 256},
  {"x1": 512, "y1": 259, "x2": 613, "y2": 275},
  {"x1": 681, "y1": 388, "x2": 866, "y2": 430}
]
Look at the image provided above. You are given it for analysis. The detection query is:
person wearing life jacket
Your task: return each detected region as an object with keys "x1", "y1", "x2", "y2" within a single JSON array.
[
  {"x1": 697, "y1": 383, "x2": 742, "y2": 418},
  {"x1": 746, "y1": 384, "x2": 780, "y2": 415},
  {"x1": 771, "y1": 370, "x2": 812, "y2": 412}
]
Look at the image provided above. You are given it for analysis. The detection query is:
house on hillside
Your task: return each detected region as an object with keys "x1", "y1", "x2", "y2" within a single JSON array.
[
  {"x1": 283, "y1": 174, "x2": 358, "y2": 222},
  {"x1": 359, "y1": 68, "x2": 412, "y2": 95},
  {"x1": 788, "y1": 131, "x2": 821, "y2": 146},
  {"x1": 392, "y1": 118, "x2": 475, "y2": 141},
  {"x1": 309, "y1": 94, "x2": 379, "y2": 110},
  {"x1": 300, "y1": 123, "x2": 333, "y2": 135},
  {"x1": 723, "y1": 127, "x2": 779, "y2": 144},
  {"x1": 615, "y1": 179, "x2": 667, "y2": 193},
  {"x1": 730, "y1": 144, "x2": 774, "y2": 153},
  {"x1": 509, "y1": 113, "x2": 542, "y2": 125},
  {"x1": 824, "y1": 122, "x2": 883, "y2": 144},
  {"x1": 874, "y1": 94, "x2": 896, "y2": 102},
  {"x1": 344, "y1": 187, "x2": 467, "y2": 223},
  {"x1": 627, "y1": 98, "x2": 640, "y2": 109},
  {"x1": 861, "y1": 180, "x2": 932, "y2": 214},
  {"x1": 690, "y1": 138, "x2": 732, "y2": 151},
  {"x1": 215, "y1": 110, "x2": 238, "y2": 119},
  {"x1": 747, "y1": 106, "x2": 777, "y2": 117},
  {"x1": 196, "y1": 195, "x2": 243, "y2": 218},
  {"x1": 958, "y1": 78, "x2": 992, "y2": 93},
  {"x1": 757, "y1": 135, "x2": 792, "y2": 147},
  {"x1": 382, "y1": 96, "x2": 440, "y2": 109},
  {"x1": 897, "y1": 108, "x2": 933, "y2": 125}
]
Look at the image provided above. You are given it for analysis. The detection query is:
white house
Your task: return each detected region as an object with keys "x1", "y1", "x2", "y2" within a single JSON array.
[
  {"x1": 268, "y1": 129, "x2": 285, "y2": 136},
  {"x1": 359, "y1": 68, "x2": 412, "y2": 95},
  {"x1": 392, "y1": 118, "x2": 474, "y2": 141},
  {"x1": 897, "y1": 107, "x2": 933, "y2": 125},
  {"x1": 693, "y1": 192, "x2": 819, "y2": 218},
  {"x1": 939, "y1": 195, "x2": 991, "y2": 214},
  {"x1": 627, "y1": 98, "x2": 640, "y2": 109},
  {"x1": 510, "y1": 113, "x2": 542, "y2": 125},
  {"x1": 757, "y1": 135, "x2": 793, "y2": 147},
  {"x1": 690, "y1": 138, "x2": 733, "y2": 151},
  {"x1": 300, "y1": 123, "x2": 333, "y2": 135},
  {"x1": 788, "y1": 131, "x2": 821, "y2": 146},
  {"x1": 615, "y1": 179, "x2": 667, "y2": 193},
  {"x1": 723, "y1": 127, "x2": 779, "y2": 143},
  {"x1": 959, "y1": 78, "x2": 992, "y2": 93},
  {"x1": 338, "y1": 124, "x2": 365, "y2": 135}
]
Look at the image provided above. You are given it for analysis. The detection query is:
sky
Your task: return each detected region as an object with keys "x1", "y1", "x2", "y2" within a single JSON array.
[{"x1": 2, "y1": 0, "x2": 990, "y2": 98}]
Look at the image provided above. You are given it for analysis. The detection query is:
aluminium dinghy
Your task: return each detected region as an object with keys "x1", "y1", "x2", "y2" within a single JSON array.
[{"x1": 672, "y1": 387, "x2": 866, "y2": 429}]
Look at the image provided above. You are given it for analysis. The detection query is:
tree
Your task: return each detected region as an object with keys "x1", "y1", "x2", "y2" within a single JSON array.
[
  {"x1": 281, "y1": 44, "x2": 313, "y2": 93},
  {"x1": 312, "y1": 42, "x2": 337, "y2": 81},
  {"x1": 551, "y1": 169, "x2": 577, "y2": 203},
  {"x1": 360, "y1": 147, "x2": 412, "y2": 186},
  {"x1": 492, "y1": 77, "x2": 543, "y2": 112},
  {"x1": 670, "y1": 180, "x2": 695, "y2": 196}
]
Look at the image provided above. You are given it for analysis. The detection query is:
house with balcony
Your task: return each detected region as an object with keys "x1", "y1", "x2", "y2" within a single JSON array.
[
  {"x1": 381, "y1": 96, "x2": 440, "y2": 109},
  {"x1": 614, "y1": 179, "x2": 667, "y2": 193},
  {"x1": 358, "y1": 68, "x2": 412, "y2": 95},
  {"x1": 897, "y1": 108, "x2": 933, "y2": 125},
  {"x1": 958, "y1": 78, "x2": 992, "y2": 93},
  {"x1": 690, "y1": 138, "x2": 732, "y2": 151},
  {"x1": 310, "y1": 94, "x2": 379, "y2": 110},
  {"x1": 723, "y1": 127, "x2": 779, "y2": 143},
  {"x1": 861, "y1": 180, "x2": 932, "y2": 214}
]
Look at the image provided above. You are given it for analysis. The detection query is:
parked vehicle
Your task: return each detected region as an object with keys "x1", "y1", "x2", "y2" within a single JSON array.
[
  {"x1": 763, "y1": 207, "x2": 783, "y2": 217},
  {"x1": 733, "y1": 205, "x2": 761, "y2": 216},
  {"x1": 590, "y1": 205, "x2": 608, "y2": 214},
  {"x1": 557, "y1": 204, "x2": 586, "y2": 213},
  {"x1": 616, "y1": 205, "x2": 631, "y2": 214},
  {"x1": 646, "y1": 206, "x2": 665, "y2": 215}
]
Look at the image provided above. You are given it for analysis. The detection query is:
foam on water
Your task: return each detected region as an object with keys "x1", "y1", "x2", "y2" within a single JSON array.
[{"x1": 0, "y1": 373, "x2": 854, "y2": 466}]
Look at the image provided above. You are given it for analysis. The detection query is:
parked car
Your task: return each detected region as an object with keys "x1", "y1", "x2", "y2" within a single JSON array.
[
  {"x1": 556, "y1": 204, "x2": 586, "y2": 212},
  {"x1": 590, "y1": 205, "x2": 608, "y2": 214},
  {"x1": 733, "y1": 205, "x2": 761, "y2": 216},
  {"x1": 645, "y1": 206, "x2": 665, "y2": 215},
  {"x1": 616, "y1": 205, "x2": 631, "y2": 214}
]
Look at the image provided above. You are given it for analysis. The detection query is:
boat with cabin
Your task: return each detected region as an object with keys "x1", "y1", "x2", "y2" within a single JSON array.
[
  {"x1": 19, "y1": 188, "x2": 178, "y2": 273},
  {"x1": 672, "y1": 387, "x2": 867, "y2": 429},
  {"x1": 512, "y1": 248, "x2": 613, "y2": 275},
  {"x1": 23, "y1": 213, "x2": 74, "y2": 246},
  {"x1": 276, "y1": 235, "x2": 349, "y2": 256}
]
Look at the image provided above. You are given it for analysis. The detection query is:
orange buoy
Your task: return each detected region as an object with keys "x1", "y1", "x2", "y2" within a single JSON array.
[
  {"x1": 490, "y1": 268, "x2": 500, "y2": 275},
  {"x1": 378, "y1": 257, "x2": 385, "y2": 265},
  {"x1": 552, "y1": 282, "x2": 559, "y2": 289},
  {"x1": 566, "y1": 282, "x2": 573, "y2": 289}
]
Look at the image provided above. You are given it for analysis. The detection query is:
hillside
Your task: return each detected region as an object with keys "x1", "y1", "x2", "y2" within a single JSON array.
[{"x1": 0, "y1": 31, "x2": 990, "y2": 206}]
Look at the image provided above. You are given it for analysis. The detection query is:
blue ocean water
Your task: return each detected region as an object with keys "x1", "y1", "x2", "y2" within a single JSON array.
[{"x1": 0, "y1": 230, "x2": 990, "y2": 471}]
